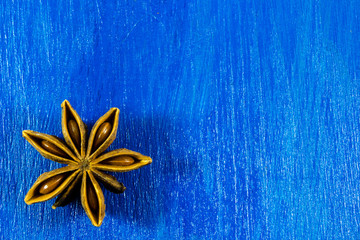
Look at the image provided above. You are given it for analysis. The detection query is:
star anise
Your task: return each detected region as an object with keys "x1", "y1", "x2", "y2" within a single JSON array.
[{"x1": 23, "y1": 100, "x2": 152, "y2": 226}]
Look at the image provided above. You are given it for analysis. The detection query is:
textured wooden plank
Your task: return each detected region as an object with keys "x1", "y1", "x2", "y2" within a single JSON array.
[{"x1": 1, "y1": 0, "x2": 360, "y2": 239}]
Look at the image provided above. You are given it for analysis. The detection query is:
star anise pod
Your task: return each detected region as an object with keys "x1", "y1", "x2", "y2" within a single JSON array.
[{"x1": 23, "y1": 100, "x2": 152, "y2": 226}]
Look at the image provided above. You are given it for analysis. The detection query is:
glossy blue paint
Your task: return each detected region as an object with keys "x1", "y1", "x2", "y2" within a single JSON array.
[{"x1": 1, "y1": 0, "x2": 360, "y2": 239}]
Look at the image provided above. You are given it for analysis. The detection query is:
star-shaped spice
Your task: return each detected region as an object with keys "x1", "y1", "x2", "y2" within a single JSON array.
[{"x1": 23, "y1": 100, "x2": 152, "y2": 226}]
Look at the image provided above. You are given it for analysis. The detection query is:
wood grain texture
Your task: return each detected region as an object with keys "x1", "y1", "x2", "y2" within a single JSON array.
[{"x1": 1, "y1": 0, "x2": 360, "y2": 239}]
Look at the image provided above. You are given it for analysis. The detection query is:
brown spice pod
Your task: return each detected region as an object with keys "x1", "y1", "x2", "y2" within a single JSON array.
[
  {"x1": 91, "y1": 148, "x2": 152, "y2": 172},
  {"x1": 92, "y1": 168, "x2": 126, "y2": 194},
  {"x1": 23, "y1": 100, "x2": 152, "y2": 227},
  {"x1": 23, "y1": 130, "x2": 78, "y2": 164},
  {"x1": 81, "y1": 171, "x2": 105, "y2": 227},
  {"x1": 61, "y1": 100, "x2": 88, "y2": 159},
  {"x1": 86, "y1": 108, "x2": 120, "y2": 161},
  {"x1": 24, "y1": 166, "x2": 79, "y2": 205}
]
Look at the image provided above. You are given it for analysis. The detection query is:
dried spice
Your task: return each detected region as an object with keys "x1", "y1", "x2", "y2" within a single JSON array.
[{"x1": 23, "y1": 100, "x2": 152, "y2": 226}]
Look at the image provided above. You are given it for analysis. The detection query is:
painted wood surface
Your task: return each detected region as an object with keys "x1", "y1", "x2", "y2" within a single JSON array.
[{"x1": 1, "y1": 0, "x2": 360, "y2": 239}]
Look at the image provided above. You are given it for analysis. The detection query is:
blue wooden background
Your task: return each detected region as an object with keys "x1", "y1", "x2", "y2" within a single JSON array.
[{"x1": 1, "y1": 0, "x2": 360, "y2": 239}]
